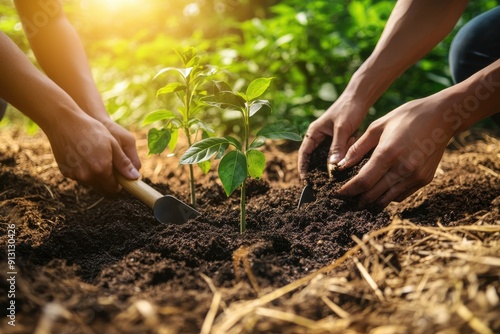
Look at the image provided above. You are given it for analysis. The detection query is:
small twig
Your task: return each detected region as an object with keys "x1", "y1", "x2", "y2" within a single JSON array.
[
  {"x1": 477, "y1": 164, "x2": 499, "y2": 178},
  {"x1": 255, "y1": 307, "x2": 318, "y2": 329},
  {"x1": 0, "y1": 189, "x2": 12, "y2": 197},
  {"x1": 321, "y1": 296, "x2": 350, "y2": 319},
  {"x1": 201, "y1": 273, "x2": 227, "y2": 311},
  {"x1": 43, "y1": 184, "x2": 55, "y2": 199},
  {"x1": 353, "y1": 257, "x2": 385, "y2": 302},
  {"x1": 200, "y1": 290, "x2": 222, "y2": 334},
  {"x1": 456, "y1": 303, "x2": 493, "y2": 334},
  {"x1": 85, "y1": 197, "x2": 104, "y2": 211}
]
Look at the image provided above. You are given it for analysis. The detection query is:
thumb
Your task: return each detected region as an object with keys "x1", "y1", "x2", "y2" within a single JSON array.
[
  {"x1": 340, "y1": 127, "x2": 379, "y2": 169},
  {"x1": 112, "y1": 141, "x2": 141, "y2": 180},
  {"x1": 328, "y1": 126, "x2": 351, "y2": 166}
]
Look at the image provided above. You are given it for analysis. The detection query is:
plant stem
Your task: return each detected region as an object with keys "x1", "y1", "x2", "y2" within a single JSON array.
[
  {"x1": 239, "y1": 107, "x2": 250, "y2": 234},
  {"x1": 188, "y1": 164, "x2": 196, "y2": 207},
  {"x1": 240, "y1": 179, "x2": 246, "y2": 234},
  {"x1": 184, "y1": 77, "x2": 196, "y2": 207},
  {"x1": 185, "y1": 126, "x2": 197, "y2": 207}
]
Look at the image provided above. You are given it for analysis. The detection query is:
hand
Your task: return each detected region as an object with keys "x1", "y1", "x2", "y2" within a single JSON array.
[
  {"x1": 101, "y1": 118, "x2": 142, "y2": 172},
  {"x1": 337, "y1": 97, "x2": 454, "y2": 208},
  {"x1": 298, "y1": 94, "x2": 367, "y2": 179},
  {"x1": 44, "y1": 113, "x2": 141, "y2": 194}
]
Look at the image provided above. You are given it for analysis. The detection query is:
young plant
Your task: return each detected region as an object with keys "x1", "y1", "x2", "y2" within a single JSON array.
[
  {"x1": 143, "y1": 48, "x2": 216, "y2": 207},
  {"x1": 179, "y1": 78, "x2": 302, "y2": 233}
]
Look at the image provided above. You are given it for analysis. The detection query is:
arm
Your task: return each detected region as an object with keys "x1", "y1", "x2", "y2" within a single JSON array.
[
  {"x1": 298, "y1": 0, "x2": 469, "y2": 176},
  {"x1": 338, "y1": 59, "x2": 500, "y2": 208},
  {"x1": 4, "y1": 0, "x2": 141, "y2": 193},
  {"x1": 14, "y1": 0, "x2": 106, "y2": 122},
  {"x1": 347, "y1": 0, "x2": 469, "y2": 108},
  {"x1": 0, "y1": 31, "x2": 140, "y2": 194}
]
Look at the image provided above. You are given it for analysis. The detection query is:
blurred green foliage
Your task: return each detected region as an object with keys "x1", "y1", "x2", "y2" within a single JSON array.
[{"x1": 0, "y1": 0, "x2": 498, "y2": 131}]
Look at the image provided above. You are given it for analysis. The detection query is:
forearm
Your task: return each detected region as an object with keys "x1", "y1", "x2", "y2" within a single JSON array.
[
  {"x1": 345, "y1": 0, "x2": 469, "y2": 109},
  {"x1": 437, "y1": 59, "x2": 500, "y2": 135},
  {"x1": 14, "y1": 0, "x2": 110, "y2": 123},
  {"x1": 0, "y1": 32, "x2": 84, "y2": 131}
]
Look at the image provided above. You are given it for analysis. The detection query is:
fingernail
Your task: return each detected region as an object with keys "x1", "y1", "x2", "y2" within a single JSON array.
[
  {"x1": 329, "y1": 153, "x2": 340, "y2": 164},
  {"x1": 130, "y1": 167, "x2": 140, "y2": 179},
  {"x1": 337, "y1": 158, "x2": 346, "y2": 167},
  {"x1": 327, "y1": 162, "x2": 337, "y2": 178}
]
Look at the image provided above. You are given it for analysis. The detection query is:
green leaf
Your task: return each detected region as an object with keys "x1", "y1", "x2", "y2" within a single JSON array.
[
  {"x1": 224, "y1": 136, "x2": 242, "y2": 151},
  {"x1": 168, "y1": 128, "x2": 179, "y2": 152},
  {"x1": 147, "y1": 128, "x2": 171, "y2": 155},
  {"x1": 249, "y1": 100, "x2": 271, "y2": 117},
  {"x1": 142, "y1": 109, "x2": 179, "y2": 126},
  {"x1": 349, "y1": 1, "x2": 367, "y2": 28},
  {"x1": 212, "y1": 80, "x2": 233, "y2": 93},
  {"x1": 256, "y1": 123, "x2": 302, "y2": 141},
  {"x1": 203, "y1": 91, "x2": 246, "y2": 110},
  {"x1": 186, "y1": 55, "x2": 200, "y2": 68},
  {"x1": 218, "y1": 150, "x2": 247, "y2": 196},
  {"x1": 246, "y1": 149, "x2": 266, "y2": 179},
  {"x1": 189, "y1": 119, "x2": 214, "y2": 134},
  {"x1": 156, "y1": 83, "x2": 185, "y2": 97},
  {"x1": 236, "y1": 91, "x2": 248, "y2": 101},
  {"x1": 198, "y1": 160, "x2": 211, "y2": 174},
  {"x1": 180, "y1": 137, "x2": 230, "y2": 164},
  {"x1": 202, "y1": 130, "x2": 212, "y2": 139},
  {"x1": 154, "y1": 67, "x2": 193, "y2": 80},
  {"x1": 249, "y1": 137, "x2": 266, "y2": 149},
  {"x1": 246, "y1": 77, "x2": 274, "y2": 101}
]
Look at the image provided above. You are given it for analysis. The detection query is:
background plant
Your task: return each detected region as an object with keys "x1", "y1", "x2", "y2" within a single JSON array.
[
  {"x1": 179, "y1": 77, "x2": 301, "y2": 233},
  {"x1": 1, "y1": 0, "x2": 497, "y2": 132},
  {"x1": 143, "y1": 48, "x2": 217, "y2": 207}
]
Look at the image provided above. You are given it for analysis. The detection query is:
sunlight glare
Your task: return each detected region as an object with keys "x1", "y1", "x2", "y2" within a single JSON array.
[{"x1": 93, "y1": 0, "x2": 142, "y2": 12}]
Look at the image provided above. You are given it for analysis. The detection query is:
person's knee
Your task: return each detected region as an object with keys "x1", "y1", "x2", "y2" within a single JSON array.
[{"x1": 449, "y1": 7, "x2": 500, "y2": 84}]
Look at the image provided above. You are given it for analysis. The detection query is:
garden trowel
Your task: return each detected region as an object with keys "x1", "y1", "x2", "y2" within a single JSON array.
[
  {"x1": 116, "y1": 174, "x2": 200, "y2": 224},
  {"x1": 297, "y1": 183, "x2": 315, "y2": 209}
]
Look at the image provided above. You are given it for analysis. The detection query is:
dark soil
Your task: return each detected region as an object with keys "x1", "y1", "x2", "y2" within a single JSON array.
[{"x1": 1, "y1": 129, "x2": 499, "y2": 333}]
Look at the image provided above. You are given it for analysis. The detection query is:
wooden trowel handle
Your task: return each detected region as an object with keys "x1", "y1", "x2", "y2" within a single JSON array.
[{"x1": 115, "y1": 173, "x2": 163, "y2": 209}]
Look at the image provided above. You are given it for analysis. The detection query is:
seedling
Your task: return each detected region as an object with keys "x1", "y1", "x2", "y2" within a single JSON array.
[
  {"x1": 180, "y1": 77, "x2": 301, "y2": 233},
  {"x1": 143, "y1": 48, "x2": 216, "y2": 207}
]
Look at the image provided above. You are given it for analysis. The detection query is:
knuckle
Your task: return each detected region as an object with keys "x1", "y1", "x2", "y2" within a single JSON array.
[
  {"x1": 124, "y1": 133, "x2": 137, "y2": 146},
  {"x1": 353, "y1": 177, "x2": 372, "y2": 191},
  {"x1": 116, "y1": 155, "x2": 133, "y2": 169},
  {"x1": 361, "y1": 192, "x2": 377, "y2": 204},
  {"x1": 366, "y1": 120, "x2": 381, "y2": 133},
  {"x1": 346, "y1": 142, "x2": 361, "y2": 158},
  {"x1": 373, "y1": 146, "x2": 399, "y2": 162}
]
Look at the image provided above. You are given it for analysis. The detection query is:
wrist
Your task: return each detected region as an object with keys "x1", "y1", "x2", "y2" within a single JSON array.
[
  {"x1": 345, "y1": 59, "x2": 399, "y2": 110},
  {"x1": 437, "y1": 66, "x2": 500, "y2": 136},
  {"x1": 76, "y1": 98, "x2": 111, "y2": 124}
]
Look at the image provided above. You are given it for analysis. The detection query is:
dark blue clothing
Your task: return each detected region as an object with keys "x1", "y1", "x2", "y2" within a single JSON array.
[{"x1": 450, "y1": 6, "x2": 500, "y2": 124}]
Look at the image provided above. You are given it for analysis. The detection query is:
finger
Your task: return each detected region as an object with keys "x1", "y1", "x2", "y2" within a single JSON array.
[
  {"x1": 72, "y1": 159, "x2": 119, "y2": 195},
  {"x1": 346, "y1": 136, "x2": 356, "y2": 149},
  {"x1": 376, "y1": 183, "x2": 421, "y2": 208},
  {"x1": 112, "y1": 140, "x2": 141, "y2": 181},
  {"x1": 337, "y1": 148, "x2": 392, "y2": 198},
  {"x1": 358, "y1": 170, "x2": 403, "y2": 208},
  {"x1": 298, "y1": 126, "x2": 328, "y2": 179},
  {"x1": 121, "y1": 136, "x2": 142, "y2": 170},
  {"x1": 340, "y1": 125, "x2": 382, "y2": 169},
  {"x1": 328, "y1": 125, "x2": 353, "y2": 165}
]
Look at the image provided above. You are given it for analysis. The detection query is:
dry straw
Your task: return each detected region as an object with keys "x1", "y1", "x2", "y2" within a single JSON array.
[
  {"x1": 199, "y1": 132, "x2": 500, "y2": 334},
  {"x1": 207, "y1": 216, "x2": 500, "y2": 333}
]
